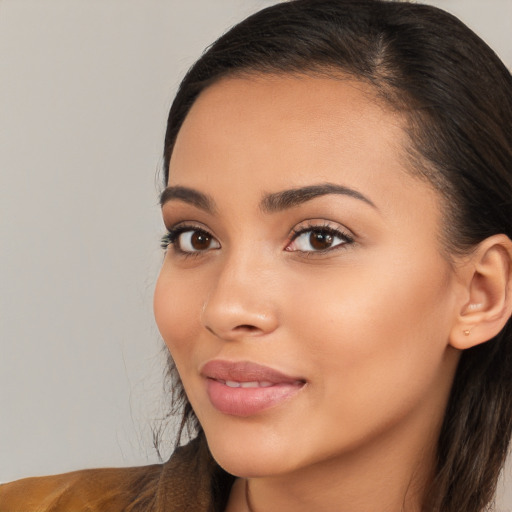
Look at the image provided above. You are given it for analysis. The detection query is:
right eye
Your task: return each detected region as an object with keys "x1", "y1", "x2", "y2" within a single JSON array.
[{"x1": 161, "y1": 226, "x2": 221, "y2": 254}]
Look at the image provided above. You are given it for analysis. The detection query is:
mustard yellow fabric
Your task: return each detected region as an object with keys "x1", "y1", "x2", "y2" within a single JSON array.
[{"x1": 0, "y1": 435, "x2": 234, "y2": 512}]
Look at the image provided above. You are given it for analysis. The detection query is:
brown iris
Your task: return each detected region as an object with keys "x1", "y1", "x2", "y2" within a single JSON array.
[
  {"x1": 190, "y1": 231, "x2": 212, "y2": 251},
  {"x1": 309, "y1": 231, "x2": 334, "y2": 250}
]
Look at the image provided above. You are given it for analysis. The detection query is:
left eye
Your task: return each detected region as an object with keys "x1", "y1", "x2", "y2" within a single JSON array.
[
  {"x1": 287, "y1": 228, "x2": 351, "y2": 252},
  {"x1": 176, "y1": 229, "x2": 220, "y2": 253}
]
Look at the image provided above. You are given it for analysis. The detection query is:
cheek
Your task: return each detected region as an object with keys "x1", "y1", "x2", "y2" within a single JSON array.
[
  {"x1": 153, "y1": 267, "x2": 202, "y2": 355},
  {"x1": 287, "y1": 252, "x2": 455, "y2": 422},
  {"x1": 292, "y1": 253, "x2": 452, "y2": 343}
]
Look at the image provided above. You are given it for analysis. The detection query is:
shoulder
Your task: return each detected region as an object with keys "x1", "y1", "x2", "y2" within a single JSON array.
[
  {"x1": 0, "y1": 463, "x2": 163, "y2": 512},
  {"x1": 0, "y1": 435, "x2": 234, "y2": 512}
]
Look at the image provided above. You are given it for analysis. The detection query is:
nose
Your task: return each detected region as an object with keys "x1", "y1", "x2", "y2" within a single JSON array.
[{"x1": 201, "y1": 253, "x2": 279, "y2": 341}]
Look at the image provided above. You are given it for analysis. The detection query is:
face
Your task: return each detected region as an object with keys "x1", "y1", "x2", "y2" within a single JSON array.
[{"x1": 154, "y1": 75, "x2": 461, "y2": 479}]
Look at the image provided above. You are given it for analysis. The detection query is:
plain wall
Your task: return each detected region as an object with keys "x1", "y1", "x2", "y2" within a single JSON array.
[{"x1": 1, "y1": 0, "x2": 511, "y2": 507}]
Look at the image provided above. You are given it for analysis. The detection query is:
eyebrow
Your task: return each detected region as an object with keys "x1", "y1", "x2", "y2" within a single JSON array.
[
  {"x1": 260, "y1": 183, "x2": 377, "y2": 213},
  {"x1": 160, "y1": 186, "x2": 215, "y2": 213},
  {"x1": 160, "y1": 182, "x2": 376, "y2": 213}
]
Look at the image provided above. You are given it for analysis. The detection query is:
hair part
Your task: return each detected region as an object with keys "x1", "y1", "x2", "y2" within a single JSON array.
[{"x1": 157, "y1": 1, "x2": 512, "y2": 511}]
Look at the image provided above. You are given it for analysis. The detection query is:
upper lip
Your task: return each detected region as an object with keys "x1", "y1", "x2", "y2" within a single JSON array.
[{"x1": 200, "y1": 360, "x2": 305, "y2": 384}]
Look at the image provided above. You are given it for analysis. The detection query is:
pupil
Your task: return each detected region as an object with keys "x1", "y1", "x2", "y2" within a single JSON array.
[
  {"x1": 191, "y1": 231, "x2": 210, "y2": 250},
  {"x1": 310, "y1": 231, "x2": 333, "y2": 250}
]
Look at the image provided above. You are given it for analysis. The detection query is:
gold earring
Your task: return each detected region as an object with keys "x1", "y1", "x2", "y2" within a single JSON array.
[{"x1": 463, "y1": 329, "x2": 471, "y2": 336}]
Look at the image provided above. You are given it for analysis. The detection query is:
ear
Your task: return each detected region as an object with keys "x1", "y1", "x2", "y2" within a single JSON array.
[{"x1": 450, "y1": 234, "x2": 512, "y2": 350}]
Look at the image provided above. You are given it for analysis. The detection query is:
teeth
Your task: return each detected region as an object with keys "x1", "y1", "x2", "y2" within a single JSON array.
[
  {"x1": 222, "y1": 380, "x2": 274, "y2": 388},
  {"x1": 240, "y1": 382, "x2": 259, "y2": 388}
]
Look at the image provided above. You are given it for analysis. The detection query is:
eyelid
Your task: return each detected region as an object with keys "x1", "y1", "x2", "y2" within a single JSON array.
[
  {"x1": 286, "y1": 220, "x2": 355, "y2": 253},
  {"x1": 289, "y1": 219, "x2": 354, "y2": 239},
  {"x1": 163, "y1": 217, "x2": 211, "y2": 232}
]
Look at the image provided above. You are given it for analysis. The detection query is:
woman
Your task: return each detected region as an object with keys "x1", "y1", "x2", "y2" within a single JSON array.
[{"x1": 1, "y1": 0, "x2": 511, "y2": 511}]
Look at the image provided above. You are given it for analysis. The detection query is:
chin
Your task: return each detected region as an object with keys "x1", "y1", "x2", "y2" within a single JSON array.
[
  {"x1": 209, "y1": 446, "x2": 295, "y2": 479},
  {"x1": 202, "y1": 422, "x2": 303, "y2": 478}
]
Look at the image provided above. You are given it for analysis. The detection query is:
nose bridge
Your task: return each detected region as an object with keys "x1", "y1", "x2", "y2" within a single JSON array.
[{"x1": 201, "y1": 246, "x2": 278, "y2": 339}]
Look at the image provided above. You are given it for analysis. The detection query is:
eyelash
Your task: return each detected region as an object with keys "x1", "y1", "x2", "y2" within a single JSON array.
[
  {"x1": 161, "y1": 222, "x2": 354, "y2": 255},
  {"x1": 160, "y1": 224, "x2": 212, "y2": 253},
  {"x1": 288, "y1": 222, "x2": 354, "y2": 254}
]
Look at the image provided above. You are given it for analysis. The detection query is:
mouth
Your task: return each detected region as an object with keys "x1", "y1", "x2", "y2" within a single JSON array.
[
  {"x1": 201, "y1": 360, "x2": 306, "y2": 417},
  {"x1": 215, "y1": 379, "x2": 275, "y2": 388}
]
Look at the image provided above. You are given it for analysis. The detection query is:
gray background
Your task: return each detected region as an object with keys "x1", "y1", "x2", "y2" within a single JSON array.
[{"x1": 1, "y1": 0, "x2": 511, "y2": 508}]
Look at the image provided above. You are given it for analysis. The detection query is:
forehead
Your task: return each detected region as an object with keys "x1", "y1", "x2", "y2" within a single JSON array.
[
  {"x1": 170, "y1": 74, "x2": 408, "y2": 187},
  {"x1": 171, "y1": 74, "x2": 421, "y2": 196}
]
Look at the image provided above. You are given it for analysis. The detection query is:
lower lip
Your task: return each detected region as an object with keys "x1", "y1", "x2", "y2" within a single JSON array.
[{"x1": 206, "y1": 379, "x2": 304, "y2": 417}]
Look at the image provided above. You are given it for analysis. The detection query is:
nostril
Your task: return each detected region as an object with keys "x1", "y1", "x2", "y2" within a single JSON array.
[{"x1": 204, "y1": 324, "x2": 261, "y2": 339}]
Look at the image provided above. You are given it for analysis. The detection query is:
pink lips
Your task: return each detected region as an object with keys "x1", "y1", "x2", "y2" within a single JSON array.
[{"x1": 201, "y1": 360, "x2": 305, "y2": 417}]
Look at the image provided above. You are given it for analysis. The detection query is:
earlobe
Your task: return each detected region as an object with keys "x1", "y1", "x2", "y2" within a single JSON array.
[{"x1": 450, "y1": 234, "x2": 512, "y2": 350}]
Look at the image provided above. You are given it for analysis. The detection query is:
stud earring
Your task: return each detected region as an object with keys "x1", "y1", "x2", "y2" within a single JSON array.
[{"x1": 463, "y1": 329, "x2": 471, "y2": 336}]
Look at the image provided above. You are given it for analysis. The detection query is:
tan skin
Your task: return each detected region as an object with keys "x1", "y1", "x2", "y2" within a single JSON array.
[{"x1": 154, "y1": 75, "x2": 512, "y2": 512}]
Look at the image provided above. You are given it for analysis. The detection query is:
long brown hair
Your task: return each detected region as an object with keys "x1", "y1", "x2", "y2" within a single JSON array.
[{"x1": 157, "y1": 1, "x2": 512, "y2": 510}]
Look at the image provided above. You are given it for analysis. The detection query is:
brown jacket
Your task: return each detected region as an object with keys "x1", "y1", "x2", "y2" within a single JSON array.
[{"x1": 0, "y1": 435, "x2": 234, "y2": 512}]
